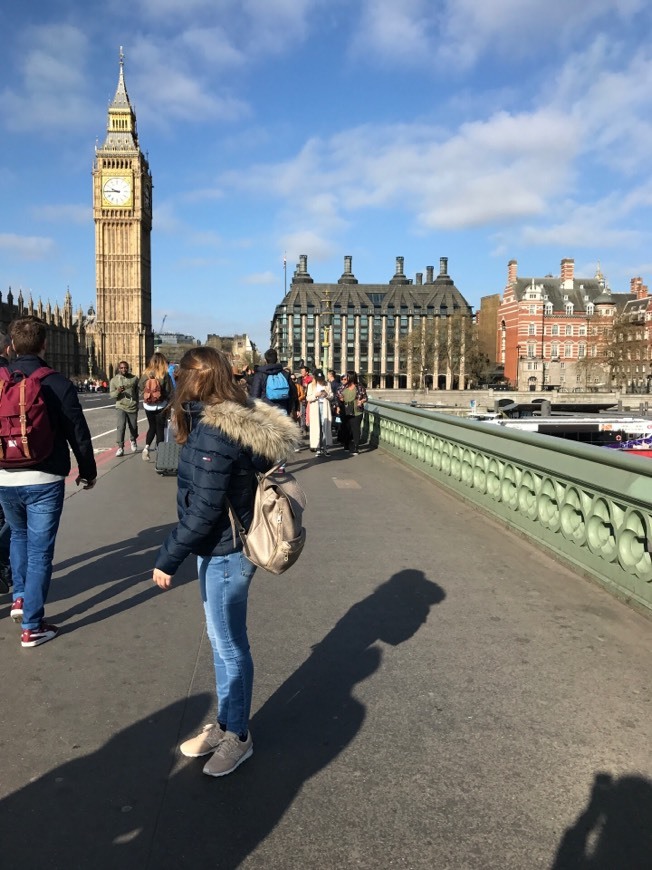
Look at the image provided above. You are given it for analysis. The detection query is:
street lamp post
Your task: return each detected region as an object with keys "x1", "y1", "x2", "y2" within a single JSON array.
[{"x1": 516, "y1": 344, "x2": 521, "y2": 391}]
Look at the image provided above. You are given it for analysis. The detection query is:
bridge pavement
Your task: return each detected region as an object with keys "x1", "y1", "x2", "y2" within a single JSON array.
[{"x1": 0, "y1": 438, "x2": 650, "y2": 869}]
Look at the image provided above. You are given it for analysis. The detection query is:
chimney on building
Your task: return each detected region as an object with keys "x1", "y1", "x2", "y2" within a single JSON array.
[
  {"x1": 507, "y1": 259, "x2": 517, "y2": 284},
  {"x1": 338, "y1": 254, "x2": 358, "y2": 285},
  {"x1": 631, "y1": 276, "x2": 648, "y2": 299},
  {"x1": 439, "y1": 257, "x2": 448, "y2": 276},
  {"x1": 415, "y1": 272, "x2": 423, "y2": 285},
  {"x1": 390, "y1": 256, "x2": 409, "y2": 285},
  {"x1": 426, "y1": 266, "x2": 434, "y2": 284},
  {"x1": 560, "y1": 258, "x2": 574, "y2": 289},
  {"x1": 294, "y1": 253, "x2": 314, "y2": 284}
]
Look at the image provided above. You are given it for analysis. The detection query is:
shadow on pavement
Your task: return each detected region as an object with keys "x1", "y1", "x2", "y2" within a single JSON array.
[
  {"x1": 150, "y1": 567, "x2": 445, "y2": 868},
  {"x1": 0, "y1": 694, "x2": 213, "y2": 870},
  {"x1": 551, "y1": 771, "x2": 652, "y2": 869},
  {"x1": 0, "y1": 569, "x2": 444, "y2": 869},
  {"x1": 47, "y1": 523, "x2": 196, "y2": 631}
]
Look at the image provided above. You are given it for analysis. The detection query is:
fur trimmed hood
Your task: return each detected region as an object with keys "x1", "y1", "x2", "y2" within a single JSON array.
[{"x1": 200, "y1": 398, "x2": 301, "y2": 461}]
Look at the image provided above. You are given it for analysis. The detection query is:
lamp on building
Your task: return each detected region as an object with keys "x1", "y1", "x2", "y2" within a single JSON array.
[{"x1": 320, "y1": 289, "x2": 333, "y2": 373}]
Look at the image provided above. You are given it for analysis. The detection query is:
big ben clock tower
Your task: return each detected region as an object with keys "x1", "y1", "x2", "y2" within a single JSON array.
[{"x1": 93, "y1": 48, "x2": 153, "y2": 377}]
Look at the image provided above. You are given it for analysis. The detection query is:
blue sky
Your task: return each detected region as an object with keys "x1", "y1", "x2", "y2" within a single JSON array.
[{"x1": 1, "y1": 1, "x2": 652, "y2": 349}]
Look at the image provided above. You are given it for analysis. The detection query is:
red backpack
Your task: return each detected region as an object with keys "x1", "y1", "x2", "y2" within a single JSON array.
[
  {"x1": 143, "y1": 376, "x2": 162, "y2": 403},
  {"x1": 0, "y1": 367, "x2": 56, "y2": 467}
]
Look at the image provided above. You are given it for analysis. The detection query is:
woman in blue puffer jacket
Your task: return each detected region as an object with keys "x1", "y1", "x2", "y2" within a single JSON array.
[{"x1": 153, "y1": 346, "x2": 300, "y2": 777}]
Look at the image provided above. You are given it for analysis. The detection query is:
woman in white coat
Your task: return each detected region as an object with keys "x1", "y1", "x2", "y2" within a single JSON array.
[{"x1": 306, "y1": 369, "x2": 332, "y2": 456}]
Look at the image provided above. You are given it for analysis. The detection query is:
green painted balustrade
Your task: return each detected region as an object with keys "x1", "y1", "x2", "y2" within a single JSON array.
[{"x1": 364, "y1": 400, "x2": 652, "y2": 614}]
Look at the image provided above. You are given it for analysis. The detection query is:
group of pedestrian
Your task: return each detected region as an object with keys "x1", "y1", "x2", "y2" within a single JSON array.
[
  {"x1": 0, "y1": 324, "x2": 370, "y2": 784},
  {"x1": 108, "y1": 352, "x2": 174, "y2": 460}
]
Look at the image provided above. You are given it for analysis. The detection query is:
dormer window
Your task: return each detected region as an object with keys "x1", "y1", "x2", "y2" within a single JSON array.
[
  {"x1": 545, "y1": 303, "x2": 553, "y2": 315},
  {"x1": 586, "y1": 303, "x2": 594, "y2": 315},
  {"x1": 565, "y1": 303, "x2": 574, "y2": 315}
]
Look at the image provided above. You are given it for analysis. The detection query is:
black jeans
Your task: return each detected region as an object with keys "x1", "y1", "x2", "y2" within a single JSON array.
[
  {"x1": 145, "y1": 408, "x2": 167, "y2": 448},
  {"x1": 342, "y1": 414, "x2": 362, "y2": 452}
]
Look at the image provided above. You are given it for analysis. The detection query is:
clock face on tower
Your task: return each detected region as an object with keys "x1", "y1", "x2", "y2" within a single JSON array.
[{"x1": 102, "y1": 176, "x2": 132, "y2": 206}]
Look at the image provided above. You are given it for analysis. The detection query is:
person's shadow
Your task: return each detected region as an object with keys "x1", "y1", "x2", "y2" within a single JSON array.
[
  {"x1": 150, "y1": 568, "x2": 445, "y2": 868},
  {"x1": 0, "y1": 569, "x2": 444, "y2": 869},
  {"x1": 551, "y1": 771, "x2": 652, "y2": 869},
  {"x1": 46, "y1": 523, "x2": 195, "y2": 631}
]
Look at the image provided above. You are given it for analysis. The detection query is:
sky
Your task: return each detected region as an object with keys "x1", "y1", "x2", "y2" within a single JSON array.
[{"x1": 1, "y1": 1, "x2": 652, "y2": 350}]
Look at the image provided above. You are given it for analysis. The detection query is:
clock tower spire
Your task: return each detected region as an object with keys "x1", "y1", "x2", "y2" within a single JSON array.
[{"x1": 93, "y1": 48, "x2": 153, "y2": 378}]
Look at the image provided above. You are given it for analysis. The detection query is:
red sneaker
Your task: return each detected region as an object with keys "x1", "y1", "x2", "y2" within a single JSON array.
[
  {"x1": 10, "y1": 597, "x2": 24, "y2": 623},
  {"x1": 21, "y1": 622, "x2": 59, "y2": 648}
]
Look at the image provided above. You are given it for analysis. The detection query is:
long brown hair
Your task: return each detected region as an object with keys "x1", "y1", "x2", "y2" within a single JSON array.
[
  {"x1": 173, "y1": 346, "x2": 248, "y2": 443},
  {"x1": 144, "y1": 352, "x2": 169, "y2": 380}
]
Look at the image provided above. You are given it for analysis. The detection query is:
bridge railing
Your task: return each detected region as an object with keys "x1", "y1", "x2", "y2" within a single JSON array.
[{"x1": 364, "y1": 400, "x2": 652, "y2": 614}]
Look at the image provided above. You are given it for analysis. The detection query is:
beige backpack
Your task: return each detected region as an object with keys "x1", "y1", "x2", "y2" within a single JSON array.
[{"x1": 227, "y1": 467, "x2": 307, "y2": 574}]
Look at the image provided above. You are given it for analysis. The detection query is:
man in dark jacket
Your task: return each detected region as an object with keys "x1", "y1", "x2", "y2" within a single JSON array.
[
  {"x1": 249, "y1": 349, "x2": 298, "y2": 473},
  {"x1": 0, "y1": 332, "x2": 12, "y2": 594},
  {"x1": 0, "y1": 316, "x2": 97, "y2": 648}
]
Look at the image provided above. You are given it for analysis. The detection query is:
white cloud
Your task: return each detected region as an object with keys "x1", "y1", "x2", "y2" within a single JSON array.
[
  {"x1": 280, "y1": 231, "x2": 338, "y2": 264},
  {"x1": 128, "y1": 38, "x2": 250, "y2": 126},
  {"x1": 353, "y1": 0, "x2": 648, "y2": 70},
  {"x1": 352, "y1": 0, "x2": 434, "y2": 63},
  {"x1": 0, "y1": 233, "x2": 56, "y2": 260},
  {"x1": 0, "y1": 25, "x2": 94, "y2": 134},
  {"x1": 223, "y1": 108, "x2": 579, "y2": 233}
]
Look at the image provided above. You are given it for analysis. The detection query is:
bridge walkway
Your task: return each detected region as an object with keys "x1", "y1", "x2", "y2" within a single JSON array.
[{"x1": 0, "y1": 441, "x2": 650, "y2": 869}]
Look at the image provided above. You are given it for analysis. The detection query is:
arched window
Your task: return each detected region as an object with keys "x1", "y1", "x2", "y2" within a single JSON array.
[{"x1": 551, "y1": 324, "x2": 559, "y2": 336}]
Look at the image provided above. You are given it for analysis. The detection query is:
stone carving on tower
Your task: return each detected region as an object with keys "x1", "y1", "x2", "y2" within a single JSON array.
[{"x1": 93, "y1": 48, "x2": 153, "y2": 377}]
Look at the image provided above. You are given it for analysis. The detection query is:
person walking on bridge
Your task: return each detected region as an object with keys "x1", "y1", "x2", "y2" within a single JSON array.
[
  {"x1": 249, "y1": 348, "x2": 298, "y2": 474},
  {"x1": 152, "y1": 347, "x2": 299, "y2": 777},
  {"x1": 109, "y1": 360, "x2": 140, "y2": 456},
  {"x1": 336, "y1": 370, "x2": 368, "y2": 455},
  {"x1": 0, "y1": 316, "x2": 96, "y2": 647},
  {"x1": 139, "y1": 352, "x2": 173, "y2": 462}
]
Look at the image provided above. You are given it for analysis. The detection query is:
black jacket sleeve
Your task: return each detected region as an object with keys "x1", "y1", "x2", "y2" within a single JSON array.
[
  {"x1": 250, "y1": 371, "x2": 265, "y2": 400},
  {"x1": 56, "y1": 377, "x2": 97, "y2": 480},
  {"x1": 154, "y1": 436, "x2": 239, "y2": 574}
]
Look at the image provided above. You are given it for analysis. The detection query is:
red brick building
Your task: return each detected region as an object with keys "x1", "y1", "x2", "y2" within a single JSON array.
[{"x1": 497, "y1": 258, "x2": 635, "y2": 391}]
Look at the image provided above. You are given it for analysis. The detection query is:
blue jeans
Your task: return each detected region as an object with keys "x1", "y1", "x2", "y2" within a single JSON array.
[
  {"x1": 0, "y1": 481, "x2": 65, "y2": 629},
  {"x1": 198, "y1": 550, "x2": 256, "y2": 737}
]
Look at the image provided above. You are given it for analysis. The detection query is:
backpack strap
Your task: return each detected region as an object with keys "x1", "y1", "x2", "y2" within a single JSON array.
[{"x1": 225, "y1": 497, "x2": 247, "y2": 549}]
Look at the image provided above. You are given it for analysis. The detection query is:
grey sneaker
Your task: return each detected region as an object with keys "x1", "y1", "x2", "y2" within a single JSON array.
[
  {"x1": 202, "y1": 731, "x2": 253, "y2": 777},
  {"x1": 179, "y1": 724, "x2": 226, "y2": 758},
  {"x1": 115, "y1": 447, "x2": 124, "y2": 457}
]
